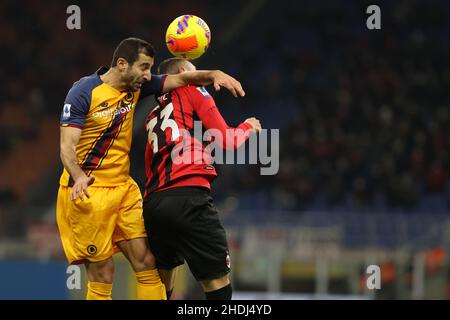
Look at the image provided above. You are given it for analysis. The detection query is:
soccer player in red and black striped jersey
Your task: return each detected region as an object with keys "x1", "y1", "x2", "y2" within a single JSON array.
[{"x1": 142, "y1": 57, "x2": 261, "y2": 300}]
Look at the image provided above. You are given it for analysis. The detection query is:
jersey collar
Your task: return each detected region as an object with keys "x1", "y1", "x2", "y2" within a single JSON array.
[{"x1": 96, "y1": 66, "x2": 108, "y2": 76}]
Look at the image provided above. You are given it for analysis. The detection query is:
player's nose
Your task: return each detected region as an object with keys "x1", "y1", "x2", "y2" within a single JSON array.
[{"x1": 142, "y1": 71, "x2": 151, "y2": 82}]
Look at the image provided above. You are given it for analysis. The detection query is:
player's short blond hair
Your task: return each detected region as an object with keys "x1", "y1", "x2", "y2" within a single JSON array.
[{"x1": 158, "y1": 57, "x2": 192, "y2": 75}]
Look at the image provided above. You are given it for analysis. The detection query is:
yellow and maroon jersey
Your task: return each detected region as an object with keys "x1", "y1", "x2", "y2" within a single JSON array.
[{"x1": 59, "y1": 67, "x2": 167, "y2": 187}]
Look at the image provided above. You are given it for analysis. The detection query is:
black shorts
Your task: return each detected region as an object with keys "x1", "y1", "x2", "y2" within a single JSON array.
[{"x1": 143, "y1": 187, "x2": 231, "y2": 281}]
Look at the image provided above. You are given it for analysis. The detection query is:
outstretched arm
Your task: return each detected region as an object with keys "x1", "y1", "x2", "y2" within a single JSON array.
[
  {"x1": 198, "y1": 106, "x2": 260, "y2": 150},
  {"x1": 163, "y1": 70, "x2": 245, "y2": 97},
  {"x1": 188, "y1": 86, "x2": 261, "y2": 150}
]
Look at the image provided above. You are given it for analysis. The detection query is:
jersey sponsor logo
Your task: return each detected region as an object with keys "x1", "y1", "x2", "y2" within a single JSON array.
[
  {"x1": 196, "y1": 86, "x2": 210, "y2": 98},
  {"x1": 92, "y1": 103, "x2": 135, "y2": 118},
  {"x1": 62, "y1": 104, "x2": 71, "y2": 120}
]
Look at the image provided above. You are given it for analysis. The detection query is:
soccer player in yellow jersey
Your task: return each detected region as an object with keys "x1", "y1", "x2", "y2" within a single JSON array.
[{"x1": 57, "y1": 37, "x2": 244, "y2": 300}]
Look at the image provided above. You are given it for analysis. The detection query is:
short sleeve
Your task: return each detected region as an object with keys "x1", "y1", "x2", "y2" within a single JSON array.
[
  {"x1": 139, "y1": 74, "x2": 168, "y2": 100},
  {"x1": 60, "y1": 83, "x2": 91, "y2": 129}
]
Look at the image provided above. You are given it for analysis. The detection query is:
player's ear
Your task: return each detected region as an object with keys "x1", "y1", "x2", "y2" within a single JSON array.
[
  {"x1": 178, "y1": 66, "x2": 186, "y2": 74},
  {"x1": 116, "y1": 58, "x2": 128, "y2": 72}
]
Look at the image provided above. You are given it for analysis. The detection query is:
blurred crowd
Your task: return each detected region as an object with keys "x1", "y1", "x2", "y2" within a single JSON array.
[
  {"x1": 0, "y1": 0, "x2": 205, "y2": 235},
  {"x1": 207, "y1": 0, "x2": 450, "y2": 213},
  {"x1": 0, "y1": 0, "x2": 203, "y2": 159},
  {"x1": 1, "y1": 0, "x2": 450, "y2": 238}
]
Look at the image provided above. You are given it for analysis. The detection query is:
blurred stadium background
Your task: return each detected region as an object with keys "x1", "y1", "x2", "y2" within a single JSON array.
[{"x1": 1, "y1": 0, "x2": 450, "y2": 299}]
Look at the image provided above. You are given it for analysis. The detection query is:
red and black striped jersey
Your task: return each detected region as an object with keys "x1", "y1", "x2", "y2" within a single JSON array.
[{"x1": 144, "y1": 85, "x2": 253, "y2": 196}]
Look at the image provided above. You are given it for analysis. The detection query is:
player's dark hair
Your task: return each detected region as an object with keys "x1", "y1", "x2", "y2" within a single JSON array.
[
  {"x1": 111, "y1": 37, "x2": 155, "y2": 67},
  {"x1": 157, "y1": 57, "x2": 189, "y2": 75}
]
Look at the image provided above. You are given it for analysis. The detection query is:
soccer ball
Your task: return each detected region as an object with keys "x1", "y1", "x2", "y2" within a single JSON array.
[{"x1": 165, "y1": 15, "x2": 211, "y2": 60}]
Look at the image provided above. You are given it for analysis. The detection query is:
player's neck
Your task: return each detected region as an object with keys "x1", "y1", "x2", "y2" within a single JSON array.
[{"x1": 100, "y1": 68, "x2": 127, "y2": 92}]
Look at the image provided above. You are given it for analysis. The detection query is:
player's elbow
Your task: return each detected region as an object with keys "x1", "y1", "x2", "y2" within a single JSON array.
[
  {"x1": 217, "y1": 139, "x2": 244, "y2": 151},
  {"x1": 224, "y1": 132, "x2": 249, "y2": 151},
  {"x1": 209, "y1": 135, "x2": 234, "y2": 151}
]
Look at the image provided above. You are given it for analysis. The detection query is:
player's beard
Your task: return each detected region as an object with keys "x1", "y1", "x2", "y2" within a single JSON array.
[{"x1": 122, "y1": 72, "x2": 141, "y2": 92}]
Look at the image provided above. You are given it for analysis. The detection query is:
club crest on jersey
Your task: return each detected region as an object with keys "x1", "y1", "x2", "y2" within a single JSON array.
[
  {"x1": 62, "y1": 104, "x2": 71, "y2": 120},
  {"x1": 87, "y1": 245, "x2": 97, "y2": 255},
  {"x1": 196, "y1": 86, "x2": 210, "y2": 98}
]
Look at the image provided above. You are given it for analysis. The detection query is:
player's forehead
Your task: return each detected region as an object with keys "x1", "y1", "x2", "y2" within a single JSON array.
[{"x1": 135, "y1": 52, "x2": 154, "y2": 67}]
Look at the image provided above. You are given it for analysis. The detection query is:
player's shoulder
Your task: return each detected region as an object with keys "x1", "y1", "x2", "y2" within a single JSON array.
[
  {"x1": 182, "y1": 85, "x2": 212, "y2": 98},
  {"x1": 67, "y1": 69, "x2": 103, "y2": 98}
]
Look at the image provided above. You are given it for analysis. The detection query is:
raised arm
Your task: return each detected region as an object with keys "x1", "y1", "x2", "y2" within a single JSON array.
[
  {"x1": 60, "y1": 126, "x2": 94, "y2": 201},
  {"x1": 198, "y1": 107, "x2": 261, "y2": 150},
  {"x1": 188, "y1": 86, "x2": 261, "y2": 150},
  {"x1": 163, "y1": 70, "x2": 245, "y2": 97}
]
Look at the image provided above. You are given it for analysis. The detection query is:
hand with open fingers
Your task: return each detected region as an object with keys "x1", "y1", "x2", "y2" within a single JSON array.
[
  {"x1": 71, "y1": 175, "x2": 95, "y2": 201},
  {"x1": 211, "y1": 70, "x2": 245, "y2": 97},
  {"x1": 245, "y1": 117, "x2": 262, "y2": 134}
]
